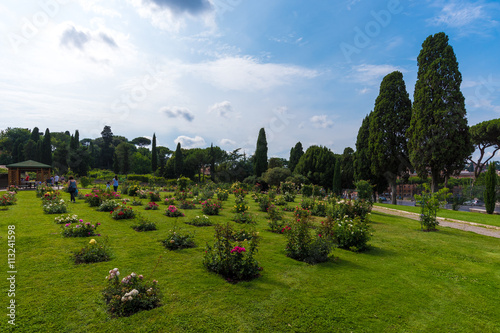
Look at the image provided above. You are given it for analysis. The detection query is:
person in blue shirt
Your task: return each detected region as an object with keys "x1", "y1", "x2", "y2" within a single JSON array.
[{"x1": 112, "y1": 176, "x2": 119, "y2": 192}]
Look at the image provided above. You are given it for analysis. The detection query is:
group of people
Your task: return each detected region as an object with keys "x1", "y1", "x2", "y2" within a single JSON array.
[{"x1": 66, "y1": 175, "x2": 119, "y2": 203}]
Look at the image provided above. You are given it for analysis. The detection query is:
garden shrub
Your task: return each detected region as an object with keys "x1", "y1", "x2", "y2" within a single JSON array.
[
  {"x1": 258, "y1": 195, "x2": 271, "y2": 212},
  {"x1": 301, "y1": 184, "x2": 313, "y2": 197},
  {"x1": 201, "y1": 199, "x2": 222, "y2": 215},
  {"x1": 164, "y1": 205, "x2": 185, "y2": 217},
  {"x1": 283, "y1": 215, "x2": 332, "y2": 264},
  {"x1": 0, "y1": 192, "x2": 17, "y2": 208},
  {"x1": 148, "y1": 191, "x2": 161, "y2": 202},
  {"x1": 43, "y1": 199, "x2": 68, "y2": 214},
  {"x1": 144, "y1": 202, "x2": 159, "y2": 210},
  {"x1": 185, "y1": 215, "x2": 212, "y2": 227},
  {"x1": 217, "y1": 189, "x2": 229, "y2": 201},
  {"x1": 62, "y1": 221, "x2": 101, "y2": 237},
  {"x1": 161, "y1": 227, "x2": 195, "y2": 250},
  {"x1": 54, "y1": 214, "x2": 79, "y2": 224},
  {"x1": 111, "y1": 205, "x2": 136, "y2": 220},
  {"x1": 319, "y1": 216, "x2": 372, "y2": 252},
  {"x1": 131, "y1": 215, "x2": 157, "y2": 232},
  {"x1": 102, "y1": 268, "x2": 161, "y2": 317},
  {"x1": 232, "y1": 212, "x2": 255, "y2": 224},
  {"x1": 179, "y1": 200, "x2": 196, "y2": 209},
  {"x1": 311, "y1": 201, "x2": 328, "y2": 217},
  {"x1": 79, "y1": 176, "x2": 92, "y2": 188},
  {"x1": 415, "y1": 184, "x2": 450, "y2": 231},
  {"x1": 97, "y1": 199, "x2": 121, "y2": 212},
  {"x1": 203, "y1": 223, "x2": 261, "y2": 282},
  {"x1": 73, "y1": 237, "x2": 111, "y2": 264}
]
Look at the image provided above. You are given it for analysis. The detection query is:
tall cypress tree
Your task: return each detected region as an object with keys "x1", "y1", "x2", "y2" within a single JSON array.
[
  {"x1": 30, "y1": 127, "x2": 40, "y2": 143},
  {"x1": 332, "y1": 159, "x2": 342, "y2": 195},
  {"x1": 289, "y1": 141, "x2": 304, "y2": 173},
  {"x1": 41, "y1": 128, "x2": 52, "y2": 165},
  {"x1": 408, "y1": 32, "x2": 473, "y2": 192},
  {"x1": 174, "y1": 142, "x2": 184, "y2": 177},
  {"x1": 484, "y1": 163, "x2": 497, "y2": 214},
  {"x1": 254, "y1": 128, "x2": 268, "y2": 177},
  {"x1": 369, "y1": 71, "x2": 412, "y2": 205},
  {"x1": 151, "y1": 133, "x2": 158, "y2": 173},
  {"x1": 354, "y1": 114, "x2": 372, "y2": 182}
]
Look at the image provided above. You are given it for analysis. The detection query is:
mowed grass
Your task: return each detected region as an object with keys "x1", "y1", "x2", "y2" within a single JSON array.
[
  {"x1": 0, "y1": 190, "x2": 499, "y2": 333},
  {"x1": 375, "y1": 202, "x2": 500, "y2": 227}
]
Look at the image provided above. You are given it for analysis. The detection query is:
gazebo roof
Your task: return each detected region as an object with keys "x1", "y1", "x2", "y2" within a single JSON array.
[{"x1": 6, "y1": 160, "x2": 52, "y2": 169}]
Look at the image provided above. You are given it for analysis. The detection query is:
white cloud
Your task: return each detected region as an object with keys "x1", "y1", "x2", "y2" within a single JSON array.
[
  {"x1": 186, "y1": 56, "x2": 319, "y2": 91},
  {"x1": 174, "y1": 135, "x2": 206, "y2": 148},
  {"x1": 208, "y1": 100, "x2": 233, "y2": 118},
  {"x1": 310, "y1": 115, "x2": 334, "y2": 129},
  {"x1": 350, "y1": 64, "x2": 404, "y2": 85},
  {"x1": 429, "y1": 2, "x2": 484, "y2": 28},
  {"x1": 220, "y1": 138, "x2": 236, "y2": 146},
  {"x1": 160, "y1": 106, "x2": 195, "y2": 121}
]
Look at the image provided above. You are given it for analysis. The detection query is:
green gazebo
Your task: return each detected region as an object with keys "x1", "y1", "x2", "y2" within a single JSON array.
[{"x1": 6, "y1": 160, "x2": 52, "y2": 187}]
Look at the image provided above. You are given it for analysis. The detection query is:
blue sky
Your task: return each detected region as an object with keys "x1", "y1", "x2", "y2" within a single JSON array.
[{"x1": 1, "y1": 0, "x2": 499, "y2": 161}]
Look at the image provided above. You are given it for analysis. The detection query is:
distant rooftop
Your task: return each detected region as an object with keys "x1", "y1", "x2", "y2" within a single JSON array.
[{"x1": 6, "y1": 160, "x2": 52, "y2": 168}]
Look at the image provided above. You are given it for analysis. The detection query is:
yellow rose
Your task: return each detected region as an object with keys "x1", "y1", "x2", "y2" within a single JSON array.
[{"x1": 89, "y1": 239, "x2": 96, "y2": 245}]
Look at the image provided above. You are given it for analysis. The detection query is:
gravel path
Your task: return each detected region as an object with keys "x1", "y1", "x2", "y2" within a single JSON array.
[{"x1": 372, "y1": 206, "x2": 500, "y2": 239}]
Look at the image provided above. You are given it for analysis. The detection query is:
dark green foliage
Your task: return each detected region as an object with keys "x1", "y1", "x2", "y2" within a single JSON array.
[
  {"x1": 73, "y1": 238, "x2": 112, "y2": 264},
  {"x1": 254, "y1": 128, "x2": 268, "y2": 177},
  {"x1": 484, "y1": 163, "x2": 497, "y2": 214},
  {"x1": 203, "y1": 223, "x2": 261, "y2": 282},
  {"x1": 30, "y1": 127, "x2": 40, "y2": 142},
  {"x1": 289, "y1": 141, "x2": 304, "y2": 172},
  {"x1": 174, "y1": 142, "x2": 184, "y2": 177},
  {"x1": 369, "y1": 71, "x2": 412, "y2": 204},
  {"x1": 341, "y1": 147, "x2": 355, "y2": 189},
  {"x1": 41, "y1": 128, "x2": 52, "y2": 165},
  {"x1": 332, "y1": 160, "x2": 342, "y2": 195},
  {"x1": 355, "y1": 180, "x2": 373, "y2": 203},
  {"x1": 262, "y1": 167, "x2": 291, "y2": 187},
  {"x1": 408, "y1": 32, "x2": 474, "y2": 192},
  {"x1": 100, "y1": 126, "x2": 114, "y2": 169},
  {"x1": 151, "y1": 133, "x2": 158, "y2": 173},
  {"x1": 469, "y1": 119, "x2": 500, "y2": 181},
  {"x1": 354, "y1": 114, "x2": 372, "y2": 182},
  {"x1": 294, "y1": 145, "x2": 336, "y2": 190}
]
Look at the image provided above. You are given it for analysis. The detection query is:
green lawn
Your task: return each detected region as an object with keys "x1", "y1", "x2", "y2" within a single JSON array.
[
  {"x1": 1, "y1": 190, "x2": 500, "y2": 332},
  {"x1": 375, "y1": 202, "x2": 500, "y2": 228}
]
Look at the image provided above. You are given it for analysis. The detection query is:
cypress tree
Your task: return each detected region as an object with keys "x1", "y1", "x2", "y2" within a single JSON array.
[
  {"x1": 354, "y1": 113, "x2": 372, "y2": 182},
  {"x1": 254, "y1": 128, "x2": 268, "y2": 177},
  {"x1": 41, "y1": 128, "x2": 52, "y2": 165},
  {"x1": 289, "y1": 141, "x2": 304, "y2": 173},
  {"x1": 332, "y1": 159, "x2": 342, "y2": 195},
  {"x1": 113, "y1": 153, "x2": 120, "y2": 174},
  {"x1": 408, "y1": 32, "x2": 473, "y2": 192},
  {"x1": 174, "y1": 142, "x2": 184, "y2": 177},
  {"x1": 369, "y1": 71, "x2": 412, "y2": 204},
  {"x1": 30, "y1": 127, "x2": 40, "y2": 142},
  {"x1": 151, "y1": 133, "x2": 158, "y2": 173},
  {"x1": 484, "y1": 163, "x2": 497, "y2": 214}
]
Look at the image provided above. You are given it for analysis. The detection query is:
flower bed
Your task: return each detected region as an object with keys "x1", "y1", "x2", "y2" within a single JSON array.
[
  {"x1": 62, "y1": 221, "x2": 101, "y2": 237},
  {"x1": 164, "y1": 205, "x2": 184, "y2": 217},
  {"x1": 201, "y1": 199, "x2": 222, "y2": 215},
  {"x1": 111, "y1": 205, "x2": 136, "y2": 220},
  {"x1": 102, "y1": 268, "x2": 161, "y2": 317}
]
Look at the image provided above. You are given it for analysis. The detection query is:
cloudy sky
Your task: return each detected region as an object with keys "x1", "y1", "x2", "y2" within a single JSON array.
[{"x1": 1, "y1": 0, "x2": 499, "y2": 160}]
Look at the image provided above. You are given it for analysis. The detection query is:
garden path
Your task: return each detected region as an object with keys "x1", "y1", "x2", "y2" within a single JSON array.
[{"x1": 372, "y1": 206, "x2": 500, "y2": 239}]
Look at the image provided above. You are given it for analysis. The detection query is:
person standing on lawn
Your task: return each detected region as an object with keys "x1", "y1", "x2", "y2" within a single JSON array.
[
  {"x1": 67, "y1": 176, "x2": 78, "y2": 203},
  {"x1": 113, "y1": 175, "x2": 119, "y2": 192}
]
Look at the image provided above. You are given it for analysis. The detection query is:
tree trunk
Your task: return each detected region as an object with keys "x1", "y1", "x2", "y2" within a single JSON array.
[
  {"x1": 431, "y1": 170, "x2": 440, "y2": 193},
  {"x1": 391, "y1": 181, "x2": 397, "y2": 205}
]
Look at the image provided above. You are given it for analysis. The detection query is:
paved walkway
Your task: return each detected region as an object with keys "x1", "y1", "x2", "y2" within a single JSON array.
[{"x1": 372, "y1": 205, "x2": 500, "y2": 239}]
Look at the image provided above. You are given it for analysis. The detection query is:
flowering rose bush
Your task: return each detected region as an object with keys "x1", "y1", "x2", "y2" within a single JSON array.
[
  {"x1": 233, "y1": 201, "x2": 249, "y2": 214},
  {"x1": 0, "y1": 192, "x2": 17, "y2": 207},
  {"x1": 73, "y1": 237, "x2": 111, "y2": 264},
  {"x1": 164, "y1": 205, "x2": 184, "y2": 217},
  {"x1": 201, "y1": 199, "x2": 222, "y2": 215},
  {"x1": 41, "y1": 191, "x2": 61, "y2": 205},
  {"x1": 216, "y1": 189, "x2": 229, "y2": 201},
  {"x1": 54, "y1": 214, "x2": 79, "y2": 224},
  {"x1": 85, "y1": 189, "x2": 104, "y2": 207},
  {"x1": 148, "y1": 191, "x2": 161, "y2": 202},
  {"x1": 163, "y1": 197, "x2": 176, "y2": 206},
  {"x1": 62, "y1": 221, "x2": 101, "y2": 237},
  {"x1": 111, "y1": 205, "x2": 135, "y2": 220},
  {"x1": 144, "y1": 202, "x2": 159, "y2": 210},
  {"x1": 102, "y1": 268, "x2": 161, "y2": 317},
  {"x1": 36, "y1": 184, "x2": 53, "y2": 198},
  {"x1": 185, "y1": 215, "x2": 212, "y2": 227},
  {"x1": 203, "y1": 223, "x2": 261, "y2": 282},
  {"x1": 284, "y1": 215, "x2": 332, "y2": 264},
  {"x1": 43, "y1": 199, "x2": 68, "y2": 214},
  {"x1": 258, "y1": 195, "x2": 271, "y2": 212},
  {"x1": 130, "y1": 197, "x2": 143, "y2": 206},
  {"x1": 7, "y1": 185, "x2": 19, "y2": 193},
  {"x1": 319, "y1": 216, "x2": 372, "y2": 252},
  {"x1": 161, "y1": 227, "x2": 195, "y2": 250},
  {"x1": 97, "y1": 199, "x2": 121, "y2": 212}
]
